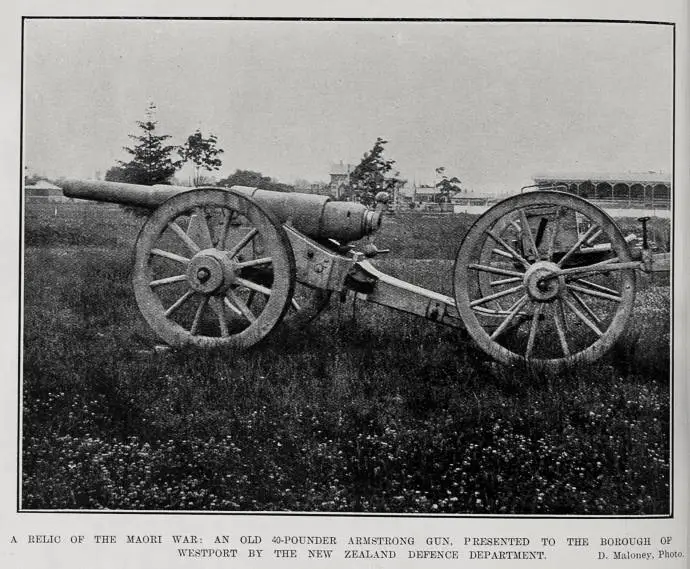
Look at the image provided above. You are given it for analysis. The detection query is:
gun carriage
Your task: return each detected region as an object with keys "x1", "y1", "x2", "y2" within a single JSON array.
[{"x1": 59, "y1": 179, "x2": 670, "y2": 370}]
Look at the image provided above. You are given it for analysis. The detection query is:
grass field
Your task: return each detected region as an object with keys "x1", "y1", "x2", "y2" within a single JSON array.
[{"x1": 22, "y1": 202, "x2": 671, "y2": 514}]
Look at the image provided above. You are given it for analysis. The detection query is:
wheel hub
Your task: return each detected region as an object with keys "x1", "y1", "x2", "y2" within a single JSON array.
[
  {"x1": 186, "y1": 249, "x2": 236, "y2": 294},
  {"x1": 523, "y1": 261, "x2": 564, "y2": 302}
]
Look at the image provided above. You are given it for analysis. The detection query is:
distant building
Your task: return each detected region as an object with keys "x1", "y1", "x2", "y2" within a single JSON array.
[
  {"x1": 328, "y1": 162, "x2": 356, "y2": 199},
  {"x1": 24, "y1": 180, "x2": 68, "y2": 202},
  {"x1": 532, "y1": 172, "x2": 671, "y2": 208},
  {"x1": 399, "y1": 184, "x2": 441, "y2": 203},
  {"x1": 450, "y1": 189, "x2": 498, "y2": 206},
  {"x1": 399, "y1": 183, "x2": 490, "y2": 204}
]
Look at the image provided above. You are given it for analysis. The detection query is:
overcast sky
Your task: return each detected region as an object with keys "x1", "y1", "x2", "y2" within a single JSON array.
[{"x1": 23, "y1": 19, "x2": 672, "y2": 193}]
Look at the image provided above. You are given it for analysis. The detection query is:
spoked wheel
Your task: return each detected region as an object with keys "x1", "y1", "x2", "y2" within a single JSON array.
[
  {"x1": 454, "y1": 191, "x2": 636, "y2": 369},
  {"x1": 133, "y1": 188, "x2": 295, "y2": 349}
]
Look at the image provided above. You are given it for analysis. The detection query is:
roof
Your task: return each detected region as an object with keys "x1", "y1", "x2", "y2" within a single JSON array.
[
  {"x1": 533, "y1": 172, "x2": 671, "y2": 185},
  {"x1": 451, "y1": 190, "x2": 496, "y2": 199},
  {"x1": 400, "y1": 185, "x2": 493, "y2": 198},
  {"x1": 399, "y1": 185, "x2": 441, "y2": 197},
  {"x1": 330, "y1": 163, "x2": 356, "y2": 176},
  {"x1": 25, "y1": 180, "x2": 62, "y2": 190}
]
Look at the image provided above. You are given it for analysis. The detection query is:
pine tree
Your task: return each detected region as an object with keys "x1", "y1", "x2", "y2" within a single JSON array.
[
  {"x1": 435, "y1": 170, "x2": 462, "y2": 203},
  {"x1": 106, "y1": 102, "x2": 182, "y2": 185}
]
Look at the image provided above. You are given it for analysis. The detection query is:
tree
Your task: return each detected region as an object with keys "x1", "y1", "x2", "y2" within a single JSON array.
[
  {"x1": 180, "y1": 130, "x2": 224, "y2": 186},
  {"x1": 24, "y1": 167, "x2": 44, "y2": 187},
  {"x1": 348, "y1": 137, "x2": 404, "y2": 205},
  {"x1": 218, "y1": 169, "x2": 293, "y2": 193},
  {"x1": 106, "y1": 102, "x2": 182, "y2": 185},
  {"x1": 435, "y1": 167, "x2": 462, "y2": 203}
]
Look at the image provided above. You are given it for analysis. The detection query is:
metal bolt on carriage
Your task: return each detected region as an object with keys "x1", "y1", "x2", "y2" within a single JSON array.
[{"x1": 59, "y1": 179, "x2": 671, "y2": 370}]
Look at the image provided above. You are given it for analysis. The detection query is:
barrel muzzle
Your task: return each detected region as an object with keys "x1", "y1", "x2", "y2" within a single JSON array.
[{"x1": 363, "y1": 209, "x2": 383, "y2": 236}]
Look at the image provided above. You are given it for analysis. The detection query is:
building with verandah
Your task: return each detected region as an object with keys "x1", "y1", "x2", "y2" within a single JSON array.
[{"x1": 532, "y1": 172, "x2": 671, "y2": 209}]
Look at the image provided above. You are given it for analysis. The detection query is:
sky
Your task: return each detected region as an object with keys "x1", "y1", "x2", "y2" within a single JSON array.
[{"x1": 23, "y1": 19, "x2": 673, "y2": 193}]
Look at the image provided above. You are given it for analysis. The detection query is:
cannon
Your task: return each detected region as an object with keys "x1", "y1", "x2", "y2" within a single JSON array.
[{"x1": 59, "y1": 179, "x2": 670, "y2": 369}]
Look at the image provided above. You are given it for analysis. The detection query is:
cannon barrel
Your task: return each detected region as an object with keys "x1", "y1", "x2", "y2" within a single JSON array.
[{"x1": 59, "y1": 179, "x2": 381, "y2": 243}]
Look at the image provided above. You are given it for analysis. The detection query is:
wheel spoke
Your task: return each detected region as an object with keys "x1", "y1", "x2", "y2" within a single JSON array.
[
  {"x1": 534, "y1": 217, "x2": 549, "y2": 249},
  {"x1": 547, "y1": 211, "x2": 562, "y2": 261},
  {"x1": 151, "y1": 248, "x2": 190, "y2": 265},
  {"x1": 490, "y1": 295, "x2": 528, "y2": 340},
  {"x1": 492, "y1": 248, "x2": 514, "y2": 260},
  {"x1": 216, "y1": 210, "x2": 234, "y2": 249},
  {"x1": 567, "y1": 282, "x2": 621, "y2": 303},
  {"x1": 571, "y1": 278, "x2": 621, "y2": 297},
  {"x1": 226, "y1": 289, "x2": 257, "y2": 323},
  {"x1": 559, "y1": 298, "x2": 569, "y2": 334},
  {"x1": 235, "y1": 277, "x2": 272, "y2": 297},
  {"x1": 150, "y1": 274, "x2": 187, "y2": 288},
  {"x1": 558, "y1": 224, "x2": 600, "y2": 267},
  {"x1": 570, "y1": 289, "x2": 601, "y2": 324},
  {"x1": 585, "y1": 228, "x2": 603, "y2": 246},
  {"x1": 490, "y1": 276, "x2": 522, "y2": 287},
  {"x1": 235, "y1": 256, "x2": 273, "y2": 269},
  {"x1": 168, "y1": 221, "x2": 201, "y2": 254},
  {"x1": 164, "y1": 289, "x2": 195, "y2": 317},
  {"x1": 519, "y1": 208, "x2": 539, "y2": 259},
  {"x1": 506, "y1": 295, "x2": 527, "y2": 312},
  {"x1": 223, "y1": 296, "x2": 243, "y2": 317},
  {"x1": 193, "y1": 207, "x2": 214, "y2": 250},
  {"x1": 553, "y1": 302, "x2": 570, "y2": 356},
  {"x1": 487, "y1": 230, "x2": 531, "y2": 269},
  {"x1": 562, "y1": 296, "x2": 603, "y2": 337},
  {"x1": 525, "y1": 303, "x2": 544, "y2": 359},
  {"x1": 560, "y1": 259, "x2": 642, "y2": 279},
  {"x1": 209, "y1": 296, "x2": 229, "y2": 337},
  {"x1": 227, "y1": 228, "x2": 259, "y2": 259},
  {"x1": 468, "y1": 263, "x2": 524, "y2": 278},
  {"x1": 470, "y1": 284, "x2": 524, "y2": 308},
  {"x1": 190, "y1": 296, "x2": 208, "y2": 335}
]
